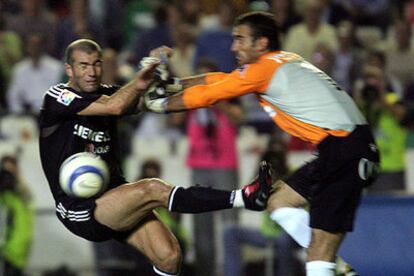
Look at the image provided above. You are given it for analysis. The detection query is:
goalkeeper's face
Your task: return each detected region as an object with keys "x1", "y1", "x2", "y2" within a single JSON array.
[
  {"x1": 231, "y1": 24, "x2": 263, "y2": 65},
  {"x1": 66, "y1": 50, "x2": 103, "y2": 93}
]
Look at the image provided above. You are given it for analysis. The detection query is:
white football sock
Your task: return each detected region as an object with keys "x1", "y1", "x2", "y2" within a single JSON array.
[
  {"x1": 232, "y1": 189, "x2": 244, "y2": 207},
  {"x1": 270, "y1": 207, "x2": 311, "y2": 247},
  {"x1": 306, "y1": 261, "x2": 335, "y2": 276}
]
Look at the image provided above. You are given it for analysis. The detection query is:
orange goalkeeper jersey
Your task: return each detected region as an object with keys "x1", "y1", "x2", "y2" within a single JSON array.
[{"x1": 182, "y1": 51, "x2": 366, "y2": 144}]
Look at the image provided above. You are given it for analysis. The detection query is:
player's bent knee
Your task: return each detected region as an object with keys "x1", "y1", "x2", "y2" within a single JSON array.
[
  {"x1": 154, "y1": 242, "x2": 182, "y2": 273},
  {"x1": 266, "y1": 181, "x2": 307, "y2": 211},
  {"x1": 130, "y1": 178, "x2": 172, "y2": 203}
]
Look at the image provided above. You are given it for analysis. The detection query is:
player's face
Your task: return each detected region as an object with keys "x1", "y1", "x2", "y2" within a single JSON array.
[
  {"x1": 231, "y1": 24, "x2": 262, "y2": 65},
  {"x1": 66, "y1": 50, "x2": 103, "y2": 92}
]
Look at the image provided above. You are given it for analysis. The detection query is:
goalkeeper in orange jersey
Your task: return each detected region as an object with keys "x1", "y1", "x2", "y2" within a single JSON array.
[{"x1": 143, "y1": 12, "x2": 379, "y2": 276}]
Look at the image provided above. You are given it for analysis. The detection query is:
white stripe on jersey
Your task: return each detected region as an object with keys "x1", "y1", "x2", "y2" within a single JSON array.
[
  {"x1": 56, "y1": 202, "x2": 91, "y2": 222},
  {"x1": 56, "y1": 209, "x2": 91, "y2": 221},
  {"x1": 50, "y1": 86, "x2": 62, "y2": 94},
  {"x1": 46, "y1": 92, "x2": 58, "y2": 98},
  {"x1": 57, "y1": 202, "x2": 67, "y2": 211},
  {"x1": 45, "y1": 84, "x2": 82, "y2": 107},
  {"x1": 46, "y1": 84, "x2": 65, "y2": 98}
]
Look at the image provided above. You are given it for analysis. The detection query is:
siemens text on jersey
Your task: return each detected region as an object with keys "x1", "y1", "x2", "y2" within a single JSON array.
[{"x1": 73, "y1": 124, "x2": 111, "y2": 142}]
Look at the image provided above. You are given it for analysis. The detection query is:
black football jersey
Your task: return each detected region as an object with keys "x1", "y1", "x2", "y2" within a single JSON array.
[{"x1": 39, "y1": 83, "x2": 124, "y2": 202}]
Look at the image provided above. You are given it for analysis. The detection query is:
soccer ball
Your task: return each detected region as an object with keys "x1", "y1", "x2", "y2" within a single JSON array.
[{"x1": 59, "y1": 152, "x2": 109, "y2": 198}]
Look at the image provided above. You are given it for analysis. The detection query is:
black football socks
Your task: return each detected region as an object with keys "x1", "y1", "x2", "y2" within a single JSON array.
[{"x1": 168, "y1": 186, "x2": 235, "y2": 213}]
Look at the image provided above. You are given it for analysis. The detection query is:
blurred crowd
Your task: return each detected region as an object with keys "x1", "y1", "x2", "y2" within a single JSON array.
[
  {"x1": 1, "y1": 0, "x2": 414, "y2": 275},
  {"x1": 0, "y1": 0, "x2": 412, "y2": 187},
  {"x1": 0, "y1": 0, "x2": 406, "y2": 106}
]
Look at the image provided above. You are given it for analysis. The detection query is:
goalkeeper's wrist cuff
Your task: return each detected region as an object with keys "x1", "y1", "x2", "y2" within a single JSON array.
[
  {"x1": 172, "y1": 77, "x2": 182, "y2": 86},
  {"x1": 166, "y1": 78, "x2": 183, "y2": 93}
]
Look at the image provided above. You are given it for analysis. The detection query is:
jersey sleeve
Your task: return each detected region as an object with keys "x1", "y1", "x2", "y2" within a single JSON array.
[
  {"x1": 183, "y1": 61, "x2": 277, "y2": 109},
  {"x1": 204, "y1": 72, "x2": 228, "y2": 84}
]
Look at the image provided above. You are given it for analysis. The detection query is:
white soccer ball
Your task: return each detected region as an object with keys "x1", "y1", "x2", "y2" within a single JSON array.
[{"x1": 59, "y1": 152, "x2": 109, "y2": 198}]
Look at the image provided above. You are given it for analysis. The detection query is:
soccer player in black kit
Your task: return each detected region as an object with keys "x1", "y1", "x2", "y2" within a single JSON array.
[{"x1": 38, "y1": 39, "x2": 272, "y2": 276}]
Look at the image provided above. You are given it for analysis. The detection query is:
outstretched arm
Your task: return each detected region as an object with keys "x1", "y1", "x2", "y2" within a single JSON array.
[
  {"x1": 78, "y1": 62, "x2": 159, "y2": 116},
  {"x1": 165, "y1": 93, "x2": 187, "y2": 112},
  {"x1": 180, "y1": 74, "x2": 207, "y2": 88},
  {"x1": 143, "y1": 72, "x2": 232, "y2": 113},
  {"x1": 145, "y1": 70, "x2": 267, "y2": 113},
  {"x1": 166, "y1": 71, "x2": 266, "y2": 112}
]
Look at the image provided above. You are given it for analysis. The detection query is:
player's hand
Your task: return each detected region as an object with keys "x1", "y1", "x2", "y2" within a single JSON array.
[
  {"x1": 135, "y1": 62, "x2": 160, "y2": 91},
  {"x1": 139, "y1": 56, "x2": 160, "y2": 68},
  {"x1": 139, "y1": 55, "x2": 183, "y2": 94},
  {"x1": 139, "y1": 56, "x2": 169, "y2": 82},
  {"x1": 149, "y1": 46, "x2": 173, "y2": 59},
  {"x1": 142, "y1": 46, "x2": 173, "y2": 81}
]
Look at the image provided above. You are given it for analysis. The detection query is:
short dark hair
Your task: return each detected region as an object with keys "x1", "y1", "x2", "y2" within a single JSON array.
[
  {"x1": 64, "y1": 39, "x2": 102, "y2": 65},
  {"x1": 234, "y1": 12, "x2": 281, "y2": 51},
  {"x1": 153, "y1": 5, "x2": 168, "y2": 25}
]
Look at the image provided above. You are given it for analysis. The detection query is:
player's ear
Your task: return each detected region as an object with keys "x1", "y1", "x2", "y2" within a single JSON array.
[
  {"x1": 65, "y1": 63, "x2": 73, "y2": 78},
  {"x1": 255, "y1": 37, "x2": 269, "y2": 51}
]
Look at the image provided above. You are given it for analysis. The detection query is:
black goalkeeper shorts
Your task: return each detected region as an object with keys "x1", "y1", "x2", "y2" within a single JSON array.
[{"x1": 285, "y1": 125, "x2": 380, "y2": 232}]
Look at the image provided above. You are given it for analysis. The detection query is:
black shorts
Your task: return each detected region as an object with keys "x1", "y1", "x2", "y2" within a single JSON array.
[
  {"x1": 55, "y1": 174, "x2": 132, "y2": 242},
  {"x1": 285, "y1": 125, "x2": 380, "y2": 232}
]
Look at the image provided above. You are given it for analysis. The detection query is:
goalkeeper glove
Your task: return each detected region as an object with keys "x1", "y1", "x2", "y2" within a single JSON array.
[
  {"x1": 139, "y1": 57, "x2": 183, "y2": 93},
  {"x1": 144, "y1": 82, "x2": 169, "y2": 113}
]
